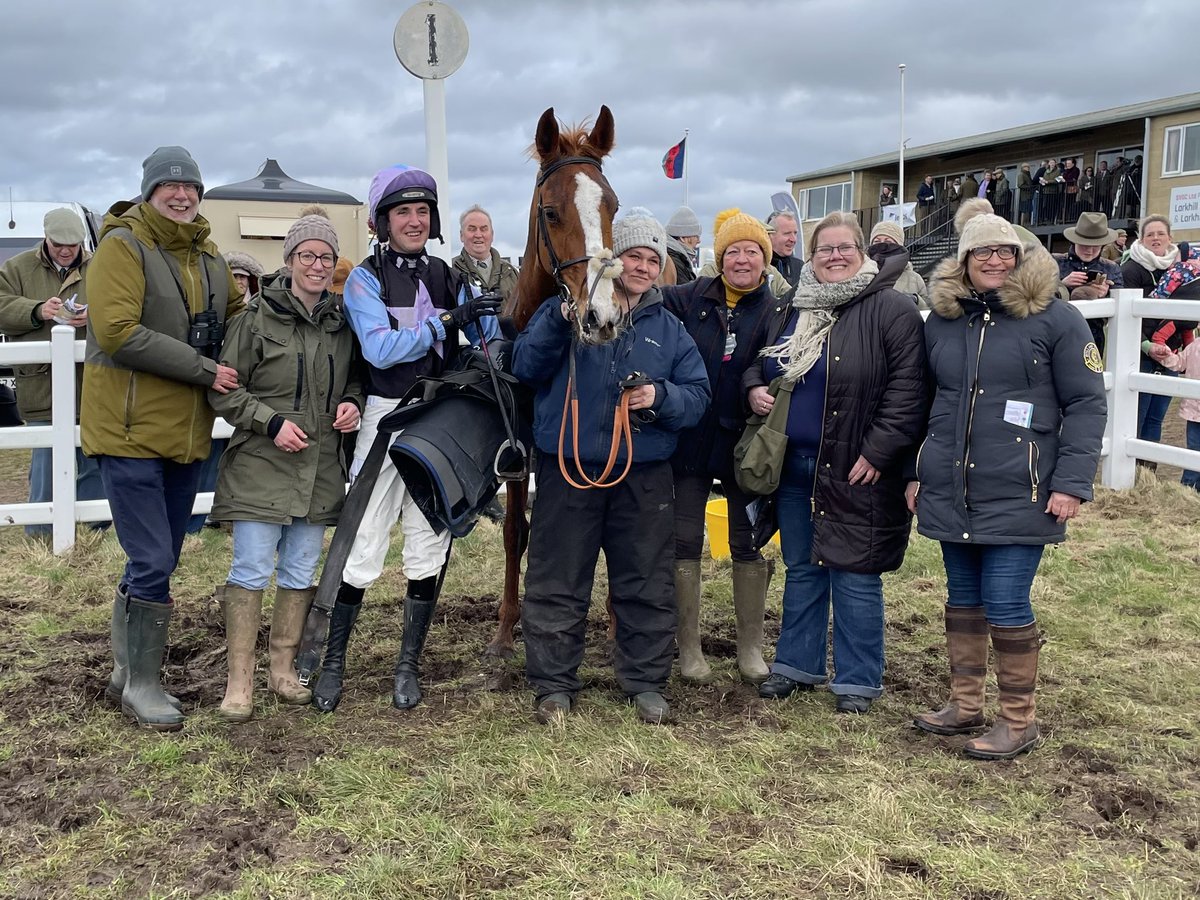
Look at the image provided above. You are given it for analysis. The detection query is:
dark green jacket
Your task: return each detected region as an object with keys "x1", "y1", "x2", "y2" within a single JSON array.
[
  {"x1": 452, "y1": 248, "x2": 519, "y2": 302},
  {"x1": 209, "y1": 278, "x2": 362, "y2": 525},
  {"x1": 81, "y1": 201, "x2": 245, "y2": 462},
  {"x1": 0, "y1": 242, "x2": 90, "y2": 420}
]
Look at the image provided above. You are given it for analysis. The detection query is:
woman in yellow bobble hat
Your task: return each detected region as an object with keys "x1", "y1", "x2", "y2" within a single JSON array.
[{"x1": 660, "y1": 208, "x2": 787, "y2": 684}]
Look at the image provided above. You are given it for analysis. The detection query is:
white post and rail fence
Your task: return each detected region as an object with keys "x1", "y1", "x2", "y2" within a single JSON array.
[{"x1": 4, "y1": 287, "x2": 1200, "y2": 554}]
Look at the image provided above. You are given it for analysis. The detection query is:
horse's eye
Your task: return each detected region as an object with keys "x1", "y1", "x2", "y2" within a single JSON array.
[{"x1": 544, "y1": 207, "x2": 560, "y2": 225}]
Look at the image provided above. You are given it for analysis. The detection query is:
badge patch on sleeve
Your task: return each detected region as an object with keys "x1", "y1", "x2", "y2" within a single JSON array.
[{"x1": 1083, "y1": 342, "x2": 1104, "y2": 373}]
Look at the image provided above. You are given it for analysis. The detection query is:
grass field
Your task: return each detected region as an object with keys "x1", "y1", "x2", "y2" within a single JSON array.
[{"x1": 0, "y1": 452, "x2": 1197, "y2": 899}]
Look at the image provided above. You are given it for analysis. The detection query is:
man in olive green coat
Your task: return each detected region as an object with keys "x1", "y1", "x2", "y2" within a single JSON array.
[
  {"x1": 82, "y1": 146, "x2": 245, "y2": 732},
  {"x1": 0, "y1": 208, "x2": 105, "y2": 537},
  {"x1": 452, "y1": 205, "x2": 519, "y2": 302}
]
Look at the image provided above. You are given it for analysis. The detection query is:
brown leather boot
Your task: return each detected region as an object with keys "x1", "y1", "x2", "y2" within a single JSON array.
[
  {"x1": 731, "y1": 559, "x2": 770, "y2": 684},
  {"x1": 964, "y1": 622, "x2": 1042, "y2": 760},
  {"x1": 914, "y1": 605, "x2": 988, "y2": 735},
  {"x1": 269, "y1": 588, "x2": 315, "y2": 704},
  {"x1": 674, "y1": 560, "x2": 712, "y2": 683}
]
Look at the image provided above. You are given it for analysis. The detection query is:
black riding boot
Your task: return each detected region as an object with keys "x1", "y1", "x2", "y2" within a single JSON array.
[
  {"x1": 312, "y1": 583, "x2": 364, "y2": 713},
  {"x1": 392, "y1": 576, "x2": 439, "y2": 710}
]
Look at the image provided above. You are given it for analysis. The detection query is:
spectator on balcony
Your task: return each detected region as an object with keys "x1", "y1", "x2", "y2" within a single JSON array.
[
  {"x1": 1055, "y1": 212, "x2": 1123, "y2": 355},
  {"x1": 1030, "y1": 160, "x2": 1048, "y2": 225},
  {"x1": 961, "y1": 173, "x2": 979, "y2": 208},
  {"x1": 1096, "y1": 160, "x2": 1112, "y2": 214},
  {"x1": 1017, "y1": 164, "x2": 1034, "y2": 226},
  {"x1": 1062, "y1": 159, "x2": 1080, "y2": 222},
  {"x1": 1077, "y1": 166, "x2": 1097, "y2": 213},
  {"x1": 0, "y1": 208, "x2": 106, "y2": 539},
  {"x1": 978, "y1": 170, "x2": 992, "y2": 202},
  {"x1": 916, "y1": 175, "x2": 936, "y2": 223},
  {"x1": 991, "y1": 169, "x2": 1011, "y2": 220},
  {"x1": 879, "y1": 185, "x2": 897, "y2": 208},
  {"x1": 867, "y1": 220, "x2": 928, "y2": 308},
  {"x1": 947, "y1": 177, "x2": 964, "y2": 214},
  {"x1": 1038, "y1": 159, "x2": 1064, "y2": 226},
  {"x1": 1102, "y1": 229, "x2": 1128, "y2": 263}
]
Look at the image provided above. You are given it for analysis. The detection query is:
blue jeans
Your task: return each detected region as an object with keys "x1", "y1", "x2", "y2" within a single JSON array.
[
  {"x1": 98, "y1": 455, "x2": 202, "y2": 603},
  {"x1": 228, "y1": 520, "x2": 327, "y2": 591},
  {"x1": 939, "y1": 542, "x2": 1045, "y2": 627},
  {"x1": 1137, "y1": 356, "x2": 1175, "y2": 443},
  {"x1": 187, "y1": 437, "x2": 227, "y2": 533},
  {"x1": 771, "y1": 451, "x2": 885, "y2": 698},
  {"x1": 1183, "y1": 421, "x2": 1200, "y2": 489},
  {"x1": 25, "y1": 421, "x2": 106, "y2": 538}
]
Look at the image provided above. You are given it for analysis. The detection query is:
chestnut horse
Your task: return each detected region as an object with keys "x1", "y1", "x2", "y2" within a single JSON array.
[{"x1": 485, "y1": 106, "x2": 620, "y2": 658}]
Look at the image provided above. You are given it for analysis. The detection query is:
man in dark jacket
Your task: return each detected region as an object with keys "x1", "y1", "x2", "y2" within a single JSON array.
[
  {"x1": 665, "y1": 206, "x2": 700, "y2": 284},
  {"x1": 766, "y1": 210, "x2": 801, "y2": 286},
  {"x1": 1055, "y1": 211, "x2": 1123, "y2": 355},
  {"x1": 513, "y1": 209, "x2": 709, "y2": 726}
]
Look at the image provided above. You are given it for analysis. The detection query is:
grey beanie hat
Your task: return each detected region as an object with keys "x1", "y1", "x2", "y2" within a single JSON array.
[
  {"x1": 665, "y1": 205, "x2": 701, "y2": 238},
  {"x1": 140, "y1": 146, "x2": 204, "y2": 202},
  {"x1": 869, "y1": 220, "x2": 905, "y2": 245},
  {"x1": 283, "y1": 214, "x2": 340, "y2": 261},
  {"x1": 43, "y1": 208, "x2": 86, "y2": 245},
  {"x1": 612, "y1": 207, "x2": 667, "y2": 270}
]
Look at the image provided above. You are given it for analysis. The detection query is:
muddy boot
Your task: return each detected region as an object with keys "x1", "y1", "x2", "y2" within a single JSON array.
[
  {"x1": 122, "y1": 597, "x2": 185, "y2": 732},
  {"x1": 218, "y1": 585, "x2": 262, "y2": 723},
  {"x1": 674, "y1": 559, "x2": 711, "y2": 683},
  {"x1": 965, "y1": 622, "x2": 1042, "y2": 760},
  {"x1": 312, "y1": 583, "x2": 364, "y2": 713},
  {"x1": 270, "y1": 588, "x2": 315, "y2": 705},
  {"x1": 393, "y1": 576, "x2": 438, "y2": 710},
  {"x1": 107, "y1": 585, "x2": 182, "y2": 711},
  {"x1": 914, "y1": 605, "x2": 989, "y2": 736},
  {"x1": 732, "y1": 559, "x2": 770, "y2": 684}
]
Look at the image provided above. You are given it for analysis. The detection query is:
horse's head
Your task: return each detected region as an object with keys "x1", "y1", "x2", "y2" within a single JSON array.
[{"x1": 517, "y1": 105, "x2": 621, "y2": 344}]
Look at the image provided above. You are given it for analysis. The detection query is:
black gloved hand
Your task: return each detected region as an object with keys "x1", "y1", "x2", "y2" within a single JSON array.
[{"x1": 440, "y1": 293, "x2": 503, "y2": 331}]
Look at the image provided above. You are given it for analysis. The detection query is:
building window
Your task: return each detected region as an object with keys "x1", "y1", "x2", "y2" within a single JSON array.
[
  {"x1": 802, "y1": 181, "x2": 851, "y2": 220},
  {"x1": 1163, "y1": 124, "x2": 1200, "y2": 176}
]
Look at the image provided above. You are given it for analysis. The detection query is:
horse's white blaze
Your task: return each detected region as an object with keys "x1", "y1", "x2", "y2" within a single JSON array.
[{"x1": 573, "y1": 171, "x2": 619, "y2": 328}]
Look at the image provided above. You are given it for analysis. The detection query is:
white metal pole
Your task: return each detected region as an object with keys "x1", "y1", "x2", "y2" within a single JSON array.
[
  {"x1": 50, "y1": 325, "x2": 77, "y2": 554},
  {"x1": 898, "y1": 63, "x2": 906, "y2": 228},
  {"x1": 424, "y1": 77, "x2": 451, "y2": 263},
  {"x1": 683, "y1": 129, "x2": 690, "y2": 208}
]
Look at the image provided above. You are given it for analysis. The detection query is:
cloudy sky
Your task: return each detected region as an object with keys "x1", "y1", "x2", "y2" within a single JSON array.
[{"x1": 3, "y1": 0, "x2": 1195, "y2": 259}]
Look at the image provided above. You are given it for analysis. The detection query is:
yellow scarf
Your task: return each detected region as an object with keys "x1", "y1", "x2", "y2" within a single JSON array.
[{"x1": 720, "y1": 274, "x2": 764, "y2": 309}]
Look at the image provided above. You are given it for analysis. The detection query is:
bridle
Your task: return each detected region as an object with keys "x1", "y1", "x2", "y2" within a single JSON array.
[{"x1": 534, "y1": 155, "x2": 636, "y2": 489}]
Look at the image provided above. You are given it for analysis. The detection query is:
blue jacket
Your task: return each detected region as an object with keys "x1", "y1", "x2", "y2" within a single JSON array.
[{"x1": 512, "y1": 289, "x2": 710, "y2": 469}]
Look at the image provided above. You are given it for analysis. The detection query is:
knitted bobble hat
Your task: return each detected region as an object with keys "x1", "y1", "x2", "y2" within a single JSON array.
[
  {"x1": 713, "y1": 208, "x2": 771, "y2": 270},
  {"x1": 612, "y1": 207, "x2": 667, "y2": 270},
  {"x1": 283, "y1": 214, "x2": 340, "y2": 261}
]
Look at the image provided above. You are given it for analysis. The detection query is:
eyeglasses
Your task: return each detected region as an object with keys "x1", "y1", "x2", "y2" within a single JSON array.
[
  {"x1": 969, "y1": 245, "x2": 1018, "y2": 261},
  {"x1": 159, "y1": 181, "x2": 200, "y2": 196},
  {"x1": 813, "y1": 243, "x2": 860, "y2": 259},
  {"x1": 295, "y1": 250, "x2": 336, "y2": 267}
]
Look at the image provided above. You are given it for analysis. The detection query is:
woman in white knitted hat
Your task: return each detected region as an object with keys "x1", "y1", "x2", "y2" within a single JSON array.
[
  {"x1": 910, "y1": 212, "x2": 1105, "y2": 759},
  {"x1": 208, "y1": 215, "x2": 363, "y2": 722}
]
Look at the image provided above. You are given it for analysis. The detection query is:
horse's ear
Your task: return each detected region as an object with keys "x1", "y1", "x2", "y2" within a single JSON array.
[
  {"x1": 588, "y1": 105, "x2": 615, "y2": 157},
  {"x1": 535, "y1": 108, "x2": 559, "y2": 160}
]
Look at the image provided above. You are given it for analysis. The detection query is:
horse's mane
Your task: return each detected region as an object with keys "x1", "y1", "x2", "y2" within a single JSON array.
[{"x1": 526, "y1": 116, "x2": 613, "y2": 164}]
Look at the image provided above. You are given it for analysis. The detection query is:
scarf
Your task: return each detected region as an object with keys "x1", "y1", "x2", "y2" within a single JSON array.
[
  {"x1": 1128, "y1": 239, "x2": 1180, "y2": 274},
  {"x1": 720, "y1": 274, "x2": 762, "y2": 309},
  {"x1": 762, "y1": 258, "x2": 878, "y2": 381}
]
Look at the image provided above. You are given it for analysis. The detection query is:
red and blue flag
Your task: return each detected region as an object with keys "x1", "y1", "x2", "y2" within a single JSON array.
[{"x1": 662, "y1": 138, "x2": 686, "y2": 179}]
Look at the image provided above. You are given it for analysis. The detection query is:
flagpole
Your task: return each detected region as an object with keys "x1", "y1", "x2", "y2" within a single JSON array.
[{"x1": 683, "y1": 129, "x2": 690, "y2": 207}]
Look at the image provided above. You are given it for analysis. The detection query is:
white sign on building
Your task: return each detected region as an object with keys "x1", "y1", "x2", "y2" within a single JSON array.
[{"x1": 1169, "y1": 185, "x2": 1200, "y2": 232}]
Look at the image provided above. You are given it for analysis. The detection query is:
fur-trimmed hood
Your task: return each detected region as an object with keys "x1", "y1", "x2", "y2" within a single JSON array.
[{"x1": 928, "y1": 245, "x2": 1061, "y2": 320}]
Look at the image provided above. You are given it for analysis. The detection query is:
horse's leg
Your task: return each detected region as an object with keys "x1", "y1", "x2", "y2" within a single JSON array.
[{"x1": 487, "y1": 480, "x2": 529, "y2": 659}]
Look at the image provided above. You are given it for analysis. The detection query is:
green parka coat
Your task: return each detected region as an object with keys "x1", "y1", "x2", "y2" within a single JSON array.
[{"x1": 208, "y1": 277, "x2": 362, "y2": 525}]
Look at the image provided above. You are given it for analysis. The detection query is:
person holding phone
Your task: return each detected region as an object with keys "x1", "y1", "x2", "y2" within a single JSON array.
[{"x1": 1055, "y1": 212, "x2": 1123, "y2": 355}]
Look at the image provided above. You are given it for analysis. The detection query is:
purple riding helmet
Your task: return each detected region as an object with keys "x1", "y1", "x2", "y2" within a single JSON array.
[{"x1": 368, "y1": 165, "x2": 443, "y2": 244}]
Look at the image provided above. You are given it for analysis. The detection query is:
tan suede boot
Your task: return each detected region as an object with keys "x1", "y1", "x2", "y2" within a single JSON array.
[
  {"x1": 218, "y1": 585, "x2": 262, "y2": 723},
  {"x1": 675, "y1": 559, "x2": 712, "y2": 683},
  {"x1": 965, "y1": 622, "x2": 1042, "y2": 760},
  {"x1": 270, "y1": 588, "x2": 315, "y2": 704},
  {"x1": 731, "y1": 559, "x2": 770, "y2": 684},
  {"x1": 914, "y1": 605, "x2": 988, "y2": 735}
]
